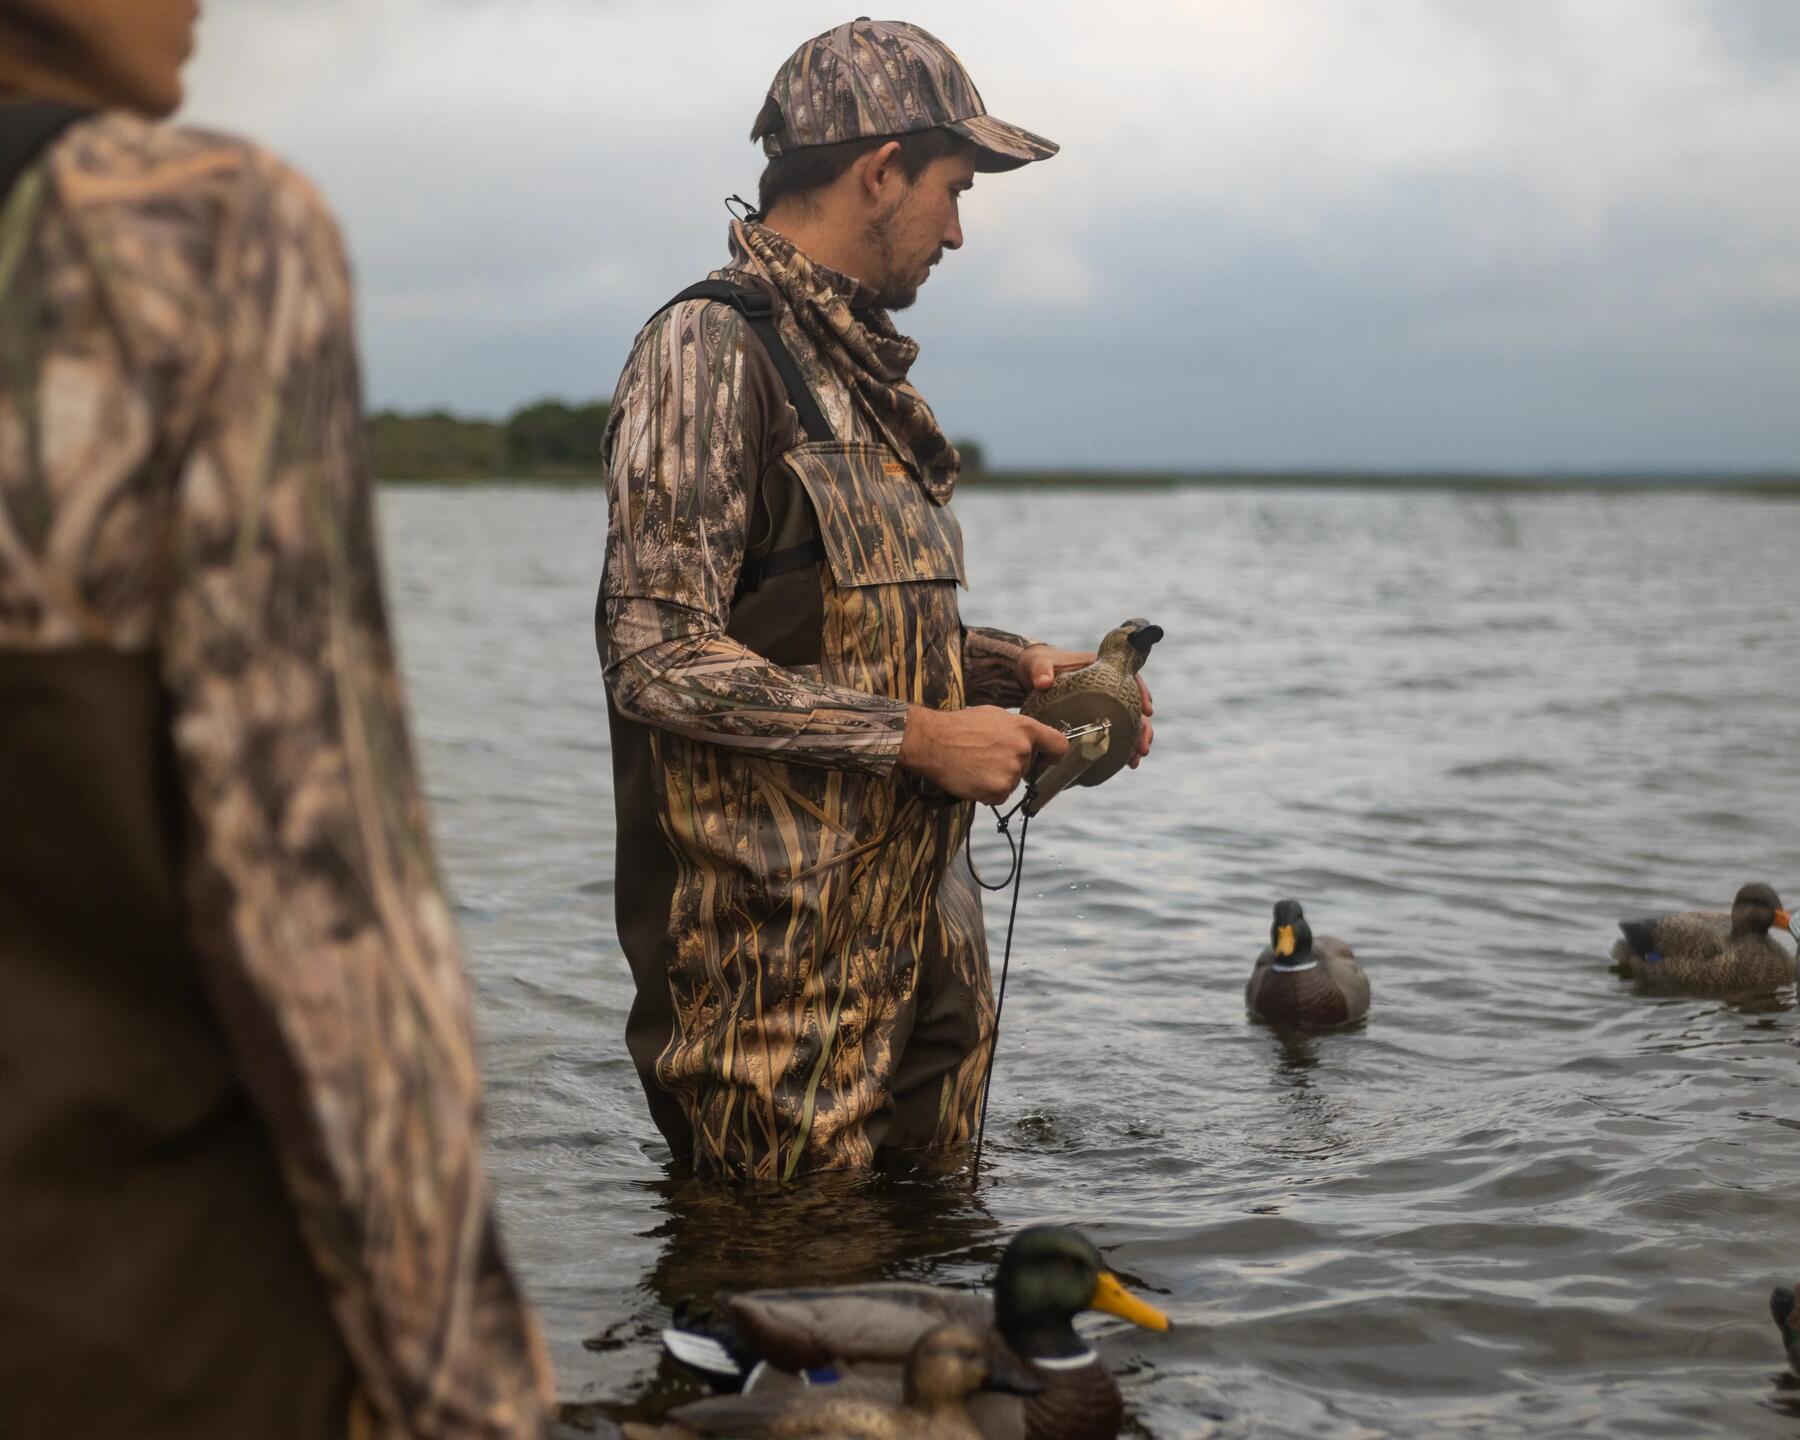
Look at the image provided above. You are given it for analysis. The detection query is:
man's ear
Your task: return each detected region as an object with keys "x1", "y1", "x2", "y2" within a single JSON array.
[{"x1": 857, "y1": 139, "x2": 906, "y2": 204}]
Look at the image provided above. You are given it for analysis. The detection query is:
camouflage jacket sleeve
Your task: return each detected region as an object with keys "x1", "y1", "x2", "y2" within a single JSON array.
[
  {"x1": 961, "y1": 624, "x2": 1037, "y2": 709},
  {"x1": 600, "y1": 299, "x2": 908, "y2": 772},
  {"x1": 52, "y1": 125, "x2": 554, "y2": 1436}
]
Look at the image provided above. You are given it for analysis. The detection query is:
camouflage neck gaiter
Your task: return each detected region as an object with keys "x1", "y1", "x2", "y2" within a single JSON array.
[{"x1": 729, "y1": 219, "x2": 961, "y2": 503}]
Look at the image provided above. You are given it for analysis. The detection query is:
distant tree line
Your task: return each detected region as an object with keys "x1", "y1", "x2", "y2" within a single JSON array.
[
  {"x1": 369, "y1": 400, "x2": 611, "y2": 481},
  {"x1": 369, "y1": 397, "x2": 993, "y2": 484},
  {"x1": 367, "y1": 409, "x2": 1797, "y2": 491}
]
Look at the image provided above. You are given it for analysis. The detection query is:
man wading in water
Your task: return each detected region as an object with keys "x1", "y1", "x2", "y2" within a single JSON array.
[
  {"x1": 598, "y1": 19, "x2": 1152, "y2": 1183},
  {"x1": 0, "y1": 1, "x2": 550, "y2": 1433}
]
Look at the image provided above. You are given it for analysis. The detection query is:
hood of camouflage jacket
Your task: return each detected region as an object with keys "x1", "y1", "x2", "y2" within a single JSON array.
[{"x1": 727, "y1": 219, "x2": 961, "y2": 503}]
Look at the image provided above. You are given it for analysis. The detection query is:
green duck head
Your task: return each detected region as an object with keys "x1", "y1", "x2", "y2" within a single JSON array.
[
  {"x1": 1772, "y1": 1285, "x2": 1799, "y2": 1374},
  {"x1": 1270, "y1": 898, "x2": 1315, "y2": 962},
  {"x1": 902, "y1": 1325, "x2": 1042, "y2": 1412},
  {"x1": 1730, "y1": 883, "x2": 1790, "y2": 939},
  {"x1": 1097, "y1": 618, "x2": 1163, "y2": 676},
  {"x1": 993, "y1": 1227, "x2": 1170, "y2": 1360}
]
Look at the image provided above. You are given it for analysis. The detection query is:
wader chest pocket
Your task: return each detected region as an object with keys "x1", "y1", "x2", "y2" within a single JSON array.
[{"x1": 784, "y1": 443, "x2": 967, "y2": 590}]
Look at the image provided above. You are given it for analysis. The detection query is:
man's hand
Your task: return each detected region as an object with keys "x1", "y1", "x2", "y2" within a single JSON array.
[
  {"x1": 900, "y1": 704, "x2": 1070, "y2": 806},
  {"x1": 1016, "y1": 643, "x2": 1156, "y2": 768}
]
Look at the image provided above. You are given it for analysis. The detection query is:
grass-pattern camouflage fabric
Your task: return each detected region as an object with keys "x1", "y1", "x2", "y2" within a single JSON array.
[
  {"x1": 0, "y1": 113, "x2": 551, "y2": 1436},
  {"x1": 652, "y1": 436, "x2": 975, "y2": 1179},
  {"x1": 601, "y1": 221, "x2": 1035, "y2": 1180},
  {"x1": 752, "y1": 18, "x2": 1058, "y2": 173}
]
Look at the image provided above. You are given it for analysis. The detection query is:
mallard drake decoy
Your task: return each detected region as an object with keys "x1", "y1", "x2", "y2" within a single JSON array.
[
  {"x1": 628, "y1": 1324, "x2": 1039, "y2": 1440},
  {"x1": 1773, "y1": 1284, "x2": 1800, "y2": 1376},
  {"x1": 1245, "y1": 899, "x2": 1371, "y2": 1029},
  {"x1": 1610, "y1": 883, "x2": 1796, "y2": 990},
  {"x1": 1019, "y1": 619, "x2": 1161, "y2": 814},
  {"x1": 659, "y1": 1226, "x2": 1170, "y2": 1440}
]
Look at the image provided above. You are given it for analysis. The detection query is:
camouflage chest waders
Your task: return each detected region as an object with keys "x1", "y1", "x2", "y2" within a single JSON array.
[{"x1": 607, "y1": 282, "x2": 997, "y2": 1183}]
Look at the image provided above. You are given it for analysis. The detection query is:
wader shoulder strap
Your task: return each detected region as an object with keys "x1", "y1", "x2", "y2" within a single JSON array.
[
  {"x1": 650, "y1": 279, "x2": 829, "y2": 595},
  {"x1": 655, "y1": 280, "x2": 833, "y2": 443},
  {"x1": 0, "y1": 101, "x2": 89, "y2": 206}
]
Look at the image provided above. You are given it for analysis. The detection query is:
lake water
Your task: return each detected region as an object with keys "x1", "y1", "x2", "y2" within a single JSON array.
[{"x1": 379, "y1": 483, "x2": 1800, "y2": 1439}]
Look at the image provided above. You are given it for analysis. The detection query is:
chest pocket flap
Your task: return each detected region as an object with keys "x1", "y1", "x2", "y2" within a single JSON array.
[{"x1": 784, "y1": 443, "x2": 967, "y2": 589}]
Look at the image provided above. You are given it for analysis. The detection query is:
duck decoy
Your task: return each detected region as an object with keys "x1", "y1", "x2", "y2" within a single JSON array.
[
  {"x1": 1610, "y1": 883, "x2": 1796, "y2": 990},
  {"x1": 659, "y1": 1226, "x2": 1170, "y2": 1440},
  {"x1": 1245, "y1": 898, "x2": 1371, "y2": 1029},
  {"x1": 1773, "y1": 1285, "x2": 1799, "y2": 1377},
  {"x1": 1018, "y1": 619, "x2": 1161, "y2": 815},
  {"x1": 627, "y1": 1324, "x2": 1040, "y2": 1440}
]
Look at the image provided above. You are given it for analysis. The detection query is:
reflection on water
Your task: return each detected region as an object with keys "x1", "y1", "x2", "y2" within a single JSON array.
[
  {"x1": 381, "y1": 485, "x2": 1800, "y2": 1439},
  {"x1": 1269, "y1": 1030, "x2": 1322, "y2": 1083},
  {"x1": 636, "y1": 1162, "x2": 998, "y2": 1308},
  {"x1": 1767, "y1": 1373, "x2": 1800, "y2": 1424}
]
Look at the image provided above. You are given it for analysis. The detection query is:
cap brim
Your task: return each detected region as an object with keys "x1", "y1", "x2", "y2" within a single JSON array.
[{"x1": 947, "y1": 113, "x2": 1059, "y2": 172}]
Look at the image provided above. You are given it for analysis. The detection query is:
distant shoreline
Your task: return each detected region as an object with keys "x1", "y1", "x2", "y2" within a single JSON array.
[
  {"x1": 369, "y1": 403, "x2": 1799, "y2": 494},
  {"x1": 377, "y1": 468, "x2": 1800, "y2": 495}
]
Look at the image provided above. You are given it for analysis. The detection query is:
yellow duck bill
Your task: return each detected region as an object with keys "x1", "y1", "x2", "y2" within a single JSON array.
[{"x1": 1090, "y1": 1271, "x2": 1172, "y2": 1332}]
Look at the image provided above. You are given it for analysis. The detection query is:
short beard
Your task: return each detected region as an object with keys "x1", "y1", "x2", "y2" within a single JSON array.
[{"x1": 865, "y1": 200, "x2": 937, "y2": 311}]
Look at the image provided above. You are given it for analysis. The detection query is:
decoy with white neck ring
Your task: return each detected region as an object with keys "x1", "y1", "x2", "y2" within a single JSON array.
[{"x1": 1245, "y1": 898, "x2": 1370, "y2": 1029}]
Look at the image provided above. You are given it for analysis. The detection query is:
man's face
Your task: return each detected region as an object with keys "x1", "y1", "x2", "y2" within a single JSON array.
[
  {"x1": 1, "y1": 0, "x2": 199, "y2": 115},
  {"x1": 865, "y1": 150, "x2": 975, "y2": 311}
]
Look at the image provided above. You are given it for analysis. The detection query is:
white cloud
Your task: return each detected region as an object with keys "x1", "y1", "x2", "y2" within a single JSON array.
[{"x1": 988, "y1": 239, "x2": 1103, "y2": 307}]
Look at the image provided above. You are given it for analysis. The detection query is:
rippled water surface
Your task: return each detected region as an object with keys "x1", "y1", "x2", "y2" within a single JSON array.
[{"x1": 380, "y1": 485, "x2": 1800, "y2": 1438}]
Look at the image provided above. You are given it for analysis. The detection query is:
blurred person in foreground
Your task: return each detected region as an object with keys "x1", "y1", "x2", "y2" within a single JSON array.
[
  {"x1": 597, "y1": 19, "x2": 1152, "y2": 1185},
  {"x1": 0, "y1": 3, "x2": 553, "y2": 1436}
]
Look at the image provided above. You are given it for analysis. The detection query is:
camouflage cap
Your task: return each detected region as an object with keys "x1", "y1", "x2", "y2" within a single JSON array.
[{"x1": 751, "y1": 18, "x2": 1058, "y2": 174}]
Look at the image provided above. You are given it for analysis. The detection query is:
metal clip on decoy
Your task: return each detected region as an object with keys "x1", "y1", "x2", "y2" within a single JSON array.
[{"x1": 1023, "y1": 719, "x2": 1111, "y2": 816}]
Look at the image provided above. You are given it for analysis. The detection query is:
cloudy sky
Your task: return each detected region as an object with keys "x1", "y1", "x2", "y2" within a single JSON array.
[{"x1": 185, "y1": 1, "x2": 1800, "y2": 470}]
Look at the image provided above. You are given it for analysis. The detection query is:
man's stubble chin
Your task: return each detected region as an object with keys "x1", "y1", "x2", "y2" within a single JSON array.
[
  {"x1": 865, "y1": 204, "x2": 933, "y2": 311},
  {"x1": 870, "y1": 253, "x2": 940, "y2": 312},
  {"x1": 880, "y1": 278, "x2": 922, "y2": 311}
]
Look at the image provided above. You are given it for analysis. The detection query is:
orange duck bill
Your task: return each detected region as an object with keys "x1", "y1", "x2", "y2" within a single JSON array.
[{"x1": 1089, "y1": 1271, "x2": 1172, "y2": 1331}]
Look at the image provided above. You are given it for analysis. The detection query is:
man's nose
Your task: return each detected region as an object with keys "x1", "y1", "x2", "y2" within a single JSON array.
[{"x1": 943, "y1": 214, "x2": 963, "y2": 251}]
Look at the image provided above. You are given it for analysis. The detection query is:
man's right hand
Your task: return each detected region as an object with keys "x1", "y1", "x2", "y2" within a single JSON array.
[{"x1": 899, "y1": 704, "x2": 1070, "y2": 806}]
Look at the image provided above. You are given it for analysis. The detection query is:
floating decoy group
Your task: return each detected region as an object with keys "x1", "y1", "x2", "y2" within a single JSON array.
[
  {"x1": 642, "y1": 1227, "x2": 1168, "y2": 1440},
  {"x1": 642, "y1": 879, "x2": 1796, "y2": 1433}
]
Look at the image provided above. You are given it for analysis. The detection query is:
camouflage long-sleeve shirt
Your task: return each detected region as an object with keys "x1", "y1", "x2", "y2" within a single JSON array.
[
  {"x1": 0, "y1": 112, "x2": 551, "y2": 1435},
  {"x1": 600, "y1": 222, "x2": 1035, "y2": 765}
]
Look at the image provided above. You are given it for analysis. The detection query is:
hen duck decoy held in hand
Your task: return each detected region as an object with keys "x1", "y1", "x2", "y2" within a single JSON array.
[
  {"x1": 1610, "y1": 883, "x2": 1796, "y2": 990},
  {"x1": 628, "y1": 1324, "x2": 1040, "y2": 1440},
  {"x1": 659, "y1": 1226, "x2": 1170, "y2": 1440},
  {"x1": 1245, "y1": 899, "x2": 1371, "y2": 1029},
  {"x1": 1018, "y1": 619, "x2": 1160, "y2": 814}
]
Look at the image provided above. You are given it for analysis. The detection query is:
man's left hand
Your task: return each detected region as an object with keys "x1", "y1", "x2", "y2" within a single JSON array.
[{"x1": 1015, "y1": 643, "x2": 1155, "y2": 768}]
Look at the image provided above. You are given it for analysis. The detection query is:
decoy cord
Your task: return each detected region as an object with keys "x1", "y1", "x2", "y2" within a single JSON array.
[{"x1": 968, "y1": 786, "x2": 1036, "y2": 1176}]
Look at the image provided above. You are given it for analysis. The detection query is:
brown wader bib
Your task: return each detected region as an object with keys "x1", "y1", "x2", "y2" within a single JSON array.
[
  {"x1": 608, "y1": 283, "x2": 995, "y2": 1182},
  {"x1": 0, "y1": 102, "x2": 352, "y2": 1439},
  {"x1": 0, "y1": 653, "x2": 353, "y2": 1438}
]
